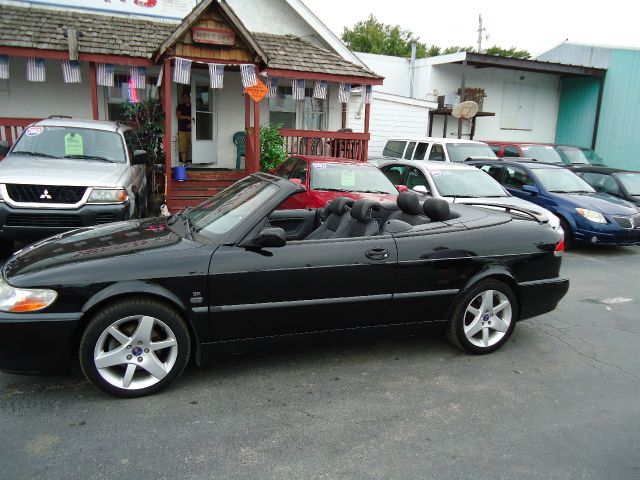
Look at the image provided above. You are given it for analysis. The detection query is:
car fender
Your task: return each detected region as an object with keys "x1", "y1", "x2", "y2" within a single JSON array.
[
  {"x1": 81, "y1": 281, "x2": 188, "y2": 314},
  {"x1": 461, "y1": 264, "x2": 518, "y2": 293}
]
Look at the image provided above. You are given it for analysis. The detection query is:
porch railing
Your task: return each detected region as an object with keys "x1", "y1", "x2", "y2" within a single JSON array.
[
  {"x1": 0, "y1": 117, "x2": 41, "y2": 146},
  {"x1": 279, "y1": 129, "x2": 370, "y2": 162}
]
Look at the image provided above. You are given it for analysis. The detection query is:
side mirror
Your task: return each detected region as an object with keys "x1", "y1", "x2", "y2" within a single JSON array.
[
  {"x1": 132, "y1": 149, "x2": 148, "y2": 165},
  {"x1": 396, "y1": 184, "x2": 409, "y2": 193},
  {"x1": 0, "y1": 140, "x2": 9, "y2": 157},
  {"x1": 522, "y1": 184, "x2": 539, "y2": 195},
  {"x1": 412, "y1": 185, "x2": 429, "y2": 194},
  {"x1": 252, "y1": 227, "x2": 286, "y2": 248}
]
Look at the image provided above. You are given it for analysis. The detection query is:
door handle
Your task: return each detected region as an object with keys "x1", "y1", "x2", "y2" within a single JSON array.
[{"x1": 366, "y1": 248, "x2": 390, "y2": 260}]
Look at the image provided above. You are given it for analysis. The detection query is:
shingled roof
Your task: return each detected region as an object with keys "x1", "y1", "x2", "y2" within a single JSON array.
[
  {"x1": 0, "y1": 4, "x2": 175, "y2": 58},
  {"x1": 253, "y1": 32, "x2": 381, "y2": 80}
]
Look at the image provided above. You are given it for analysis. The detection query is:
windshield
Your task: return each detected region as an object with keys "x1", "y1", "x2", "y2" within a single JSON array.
[
  {"x1": 556, "y1": 146, "x2": 589, "y2": 164},
  {"x1": 519, "y1": 145, "x2": 563, "y2": 164},
  {"x1": 12, "y1": 126, "x2": 127, "y2": 163},
  {"x1": 310, "y1": 162, "x2": 397, "y2": 194},
  {"x1": 535, "y1": 168, "x2": 596, "y2": 193},
  {"x1": 616, "y1": 172, "x2": 640, "y2": 196},
  {"x1": 431, "y1": 169, "x2": 508, "y2": 197},
  {"x1": 186, "y1": 176, "x2": 280, "y2": 239},
  {"x1": 581, "y1": 148, "x2": 606, "y2": 165},
  {"x1": 446, "y1": 143, "x2": 497, "y2": 162}
]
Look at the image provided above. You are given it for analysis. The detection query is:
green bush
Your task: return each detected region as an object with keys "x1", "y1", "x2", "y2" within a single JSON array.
[
  {"x1": 260, "y1": 123, "x2": 286, "y2": 172},
  {"x1": 122, "y1": 98, "x2": 165, "y2": 164}
]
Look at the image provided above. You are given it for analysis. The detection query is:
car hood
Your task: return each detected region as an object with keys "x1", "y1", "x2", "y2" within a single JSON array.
[
  {"x1": 312, "y1": 190, "x2": 398, "y2": 205},
  {"x1": 553, "y1": 192, "x2": 638, "y2": 215},
  {"x1": 2, "y1": 217, "x2": 198, "y2": 283},
  {"x1": 449, "y1": 196, "x2": 552, "y2": 220},
  {"x1": 0, "y1": 155, "x2": 127, "y2": 187}
]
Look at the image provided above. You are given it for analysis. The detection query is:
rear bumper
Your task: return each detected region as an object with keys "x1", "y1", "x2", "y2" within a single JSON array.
[
  {"x1": 518, "y1": 277, "x2": 569, "y2": 320},
  {"x1": 0, "y1": 312, "x2": 82, "y2": 374}
]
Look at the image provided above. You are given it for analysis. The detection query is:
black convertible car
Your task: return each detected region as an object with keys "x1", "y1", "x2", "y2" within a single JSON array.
[{"x1": 0, "y1": 174, "x2": 569, "y2": 397}]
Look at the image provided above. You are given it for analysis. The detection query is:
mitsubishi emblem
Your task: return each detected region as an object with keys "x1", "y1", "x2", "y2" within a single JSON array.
[{"x1": 40, "y1": 189, "x2": 52, "y2": 200}]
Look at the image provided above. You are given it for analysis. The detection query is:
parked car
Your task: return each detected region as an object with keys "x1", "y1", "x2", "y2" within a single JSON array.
[
  {"x1": 0, "y1": 118, "x2": 148, "y2": 256},
  {"x1": 272, "y1": 156, "x2": 399, "y2": 209},
  {"x1": 0, "y1": 173, "x2": 568, "y2": 397},
  {"x1": 369, "y1": 137, "x2": 497, "y2": 166},
  {"x1": 571, "y1": 166, "x2": 640, "y2": 206},
  {"x1": 576, "y1": 147, "x2": 606, "y2": 166},
  {"x1": 485, "y1": 141, "x2": 565, "y2": 165},
  {"x1": 378, "y1": 159, "x2": 563, "y2": 234},
  {"x1": 554, "y1": 145, "x2": 594, "y2": 166},
  {"x1": 467, "y1": 159, "x2": 640, "y2": 247}
]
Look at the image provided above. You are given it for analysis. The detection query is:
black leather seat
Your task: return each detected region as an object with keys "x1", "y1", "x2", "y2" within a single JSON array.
[
  {"x1": 343, "y1": 199, "x2": 381, "y2": 237},
  {"x1": 423, "y1": 197, "x2": 451, "y2": 221},
  {"x1": 387, "y1": 191, "x2": 429, "y2": 226},
  {"x1": 306, "y1": 197, "x2": 354, "y2": 240}
]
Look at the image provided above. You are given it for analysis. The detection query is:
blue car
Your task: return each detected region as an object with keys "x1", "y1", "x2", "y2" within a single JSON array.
[{"x1": 468, "y1": 160, "x2": 640, "y2": 247}]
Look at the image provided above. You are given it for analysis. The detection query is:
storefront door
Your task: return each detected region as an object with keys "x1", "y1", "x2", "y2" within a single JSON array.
[{"x1": 191, "y1": 74, "x2": 217, "y2": 164}]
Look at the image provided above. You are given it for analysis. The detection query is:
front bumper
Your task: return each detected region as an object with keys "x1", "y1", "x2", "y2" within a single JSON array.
[
  {"x1": 0, "y1": 311, "x2": 82, "y2": 374},
  {"x1": 0, "y1": 202, "x2": 130, "y2": 241},
  {"x1": 518, "y1": 277, "x2": 570, "y2": 320},
  {"x1": 573, "y1": 225, "x2": 640, "y2": 246}
]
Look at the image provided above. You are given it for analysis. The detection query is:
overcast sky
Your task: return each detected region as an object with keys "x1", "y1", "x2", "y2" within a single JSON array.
[{"x1": 302, "y1": 0, "x2": 639, "y2": 56}]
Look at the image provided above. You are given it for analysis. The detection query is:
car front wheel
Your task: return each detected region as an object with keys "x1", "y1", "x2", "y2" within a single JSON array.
[
  {"x1": 79, "y1": 297, "x2": 191, "y2": 397},
  {"x1": 447, "y1": 279, "x2": 518, "y2": 354}
]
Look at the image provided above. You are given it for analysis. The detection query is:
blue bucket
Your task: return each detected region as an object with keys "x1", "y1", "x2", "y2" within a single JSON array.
[{"x1": 174, "y1": 165, "x2": 187, "y2": 181}]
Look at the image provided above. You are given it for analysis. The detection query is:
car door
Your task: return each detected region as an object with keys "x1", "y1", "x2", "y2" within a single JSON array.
[
  {"x1": 380, "y1": 164, "x2": 408, "y2": 187},
  {"x1": 208, "y1": 234, "x2": 398, "y2": 341}
]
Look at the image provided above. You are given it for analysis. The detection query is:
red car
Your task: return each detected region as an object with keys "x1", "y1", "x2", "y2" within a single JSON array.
[{"x1": 272, "y1": 156, "x2": 400, "y2": 209}]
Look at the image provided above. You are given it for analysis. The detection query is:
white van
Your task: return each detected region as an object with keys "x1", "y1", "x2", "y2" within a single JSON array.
[{"x1": 369, "y1": 137, "x2": 497, "y2": 166}]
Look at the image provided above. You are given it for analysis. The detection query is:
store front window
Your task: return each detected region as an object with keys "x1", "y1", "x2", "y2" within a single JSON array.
[
  {"x1": 106, "y1": 73, "x2": 158, "y2": 121},
  {"x1": 268, "y1": 84, "x2": 327, "y2": 130}
]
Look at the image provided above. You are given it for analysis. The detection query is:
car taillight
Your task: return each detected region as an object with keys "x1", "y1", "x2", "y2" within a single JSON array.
[{"x1": 554, "y1": 239, "x2": 564, "y2": 257}]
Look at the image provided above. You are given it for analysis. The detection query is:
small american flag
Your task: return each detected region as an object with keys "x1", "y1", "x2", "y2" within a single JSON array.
[
  {"x1": 364, "y1": 85, "x2": 373, "y2": 104},
  {"x1": 208, "y1": 64, "x2": 224, "y2": 89},
  {"x1": 0, "y1": 55, "x2": 8, "y2": 80},
  {"x1": 61, "y1": 60, "x2": 82, "y2": 83},
  {"x1": 292, "y1": 79, "x2": 305, "y2": 100},
  {"x1": 26, "y1": 57, "x2": 46, "y2": 82},
  {"x1": 338, "y1": 82, "x2": 351, "y2": 103},
  {"x1": 313, "y1": 80, "x2": 327, "y2": 99},
  {"x1": 267, "y1": 77, "x2": 279, "y2": 98},
  {"x1": 173, "y1": 58, "x2": 192, "y2": 85},
  {"x1": 130, "y1": 66, "x2": 146, "y2": 89},
  {"x1": 240, "y1": 64, "x2": 257, "y2": 88},
  {"x1": 96, "y1": 63, "x2": 114, "y2": 87},
  {"x1": 156, "y1": 64, "x2": 164, "y2": 87}
]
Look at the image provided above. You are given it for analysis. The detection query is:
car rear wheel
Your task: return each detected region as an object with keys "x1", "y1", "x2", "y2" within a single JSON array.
[
  {"x1": 447, "y1": 279, "x2": 518, "y2": 354},
  {"x1": 79, "y1": 297, "x2": 190, "y2": 397}
]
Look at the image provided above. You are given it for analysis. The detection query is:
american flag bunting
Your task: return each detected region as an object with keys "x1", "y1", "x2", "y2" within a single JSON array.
[
  {"x1": 26, "y1": 57, "x2": 46, "y2": 82},
  {"x1": 208, "y1": 64, "x2": 224, "y2": 89},
  {"x1": 61, "y1": 60, "x2": 82, "y2": 83},
  {"x1": 338, "y1": 82, "x2": 351, "y2": 103},
  {"x1": 96, "y1": 63, "x2": 114, "y2": 87},
  {"x1": 313, "y1": 80, "x2": 327, "y2": 99},
  {"x1": 240, "y1": 64, "x2": 257, "y2": 88},
  {"x1": 267, "y1": 77, "x2": 279, "y2": 98},
  {"x1": 364, "y1": 85, "x2": 373, "y2": 104},
  {"x1": 292, "y1": 79, "x2": 305, "y2": 100},
  {"x1": 130, "y1": 66, "x2": 146, "y2": 89},
  {"x1": 0, "y1": 55, "x2": 9, "y2": 80},
  {"x1": 173, "y1": 58, "x2": 192, "y2": 85},
  {"x1": 156, "y1": 64, "x2": 164, "y2": 87}
]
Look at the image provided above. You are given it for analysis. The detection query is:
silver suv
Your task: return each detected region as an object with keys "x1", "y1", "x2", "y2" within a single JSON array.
[{"x1": 0, "y1": 118, "x2": 148, "y2": 255}]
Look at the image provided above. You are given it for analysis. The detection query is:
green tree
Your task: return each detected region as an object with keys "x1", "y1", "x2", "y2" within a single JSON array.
[{"x1": 484, "y1": 45, "x2": 531, "y2": 59}]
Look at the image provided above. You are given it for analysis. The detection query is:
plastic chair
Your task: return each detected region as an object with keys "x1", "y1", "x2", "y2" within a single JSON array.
[{"x1": 233, "y1": 131, "x2": 246, "y2": 169}]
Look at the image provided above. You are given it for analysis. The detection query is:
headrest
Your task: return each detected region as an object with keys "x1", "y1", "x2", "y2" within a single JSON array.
[
  {"x1": 350, "y1": 199, "x2": 380, "y2": 222},
  {"x1": 328, "y1": 197, "x2": 355, "y2": 215},
  {"x1": 423, "y1": 198, "x2": 451, "y2": 221},
  {"x1": 397, "y1": 191, "x2": 422, "y2": 215}
]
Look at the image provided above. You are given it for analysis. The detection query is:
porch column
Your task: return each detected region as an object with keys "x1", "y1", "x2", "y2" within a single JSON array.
[
  {"x1": 363, "y1": 101, "x2": 371, "y2": 162},
  {"x1": 252, "y1": 97, "x2": 261, "y2": 173},
  {"x1": 162, "y1": 58, "x2": 172, "y2": 202},
  {"x1": 89, "y1": 62, "x2": 99, "y2": 120},
  {"x1": 341, "y1": 103, "x2": 347, "y2": 129}
]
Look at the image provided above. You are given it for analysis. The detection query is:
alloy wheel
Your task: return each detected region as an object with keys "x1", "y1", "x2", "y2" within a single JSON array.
[{"x1": 462, "y1": 290, "x2": 512, "y2": 348}]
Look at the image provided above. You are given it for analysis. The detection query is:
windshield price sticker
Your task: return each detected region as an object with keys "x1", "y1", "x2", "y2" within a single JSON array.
[
  {"x1": 25, "y1": 126, "x2": 44, "y2": 136},
  {"x1": 64, "y1": 133, "x2": 84, "y2": 155},
  {"x1": 341, "y1": 170, "x2": 356, "y2": 186},
  {"x1": 312, "y1": 162, "x2": 327, "y2": 169}
]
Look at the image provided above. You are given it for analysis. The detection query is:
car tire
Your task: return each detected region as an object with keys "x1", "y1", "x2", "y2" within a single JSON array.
[
  {"x1": 559, "y1": 218, "x2": 573, "y2": 249},
  {"x1": 446, "y1": 279, "x2": 518, "y2": 354},
  {"x1": 0, "y1": 239, "x2": 14, "y2": 258},
  {"x1": 79, "y1": 297, "x2": 191, "y2": 398}
]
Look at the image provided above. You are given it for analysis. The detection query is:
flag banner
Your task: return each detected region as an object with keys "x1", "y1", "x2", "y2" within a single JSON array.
[
  {"x1": 96, "y1": 63, "x2": 114, "y2": 87},
  {"x1": 173, "y1": 58, "x2": 192, "y2": 85},
  {"x1": 61, "y1": 59, "x2": 82, "y2": 83},
  {"x1": 208, "y1": 63, "x2": 224, "y2": 89},
  {"x1": 26, "y1": 57, "x2": 46, "y2": 82},
  {"x1": 156, "y1": 64, "x2": 164, "y2": 87},
  {"x1": 313, "y1": 80, "x2": 327, "y2": 99},
  {"x1": 240, "y1": 64, "x2": 257, "y2": 88},
  {"x1": 364, "y1": 84, "x2": 373, "y2": 104},
  {"x1": 267, "y1": 77, "x2": 279, "y2": 98},
  {"x1": 292, "y1": 79, "x2": 305, "y2": 100},
  {"x1": 130, "y1": 66, "x2": 146, "y2": 89},
  {"x1": 0, "y1": 55, "x2": 9, "y2": 80},
  {"x1": 338, "y1": 82, "x2": 351, "y2": 103}
]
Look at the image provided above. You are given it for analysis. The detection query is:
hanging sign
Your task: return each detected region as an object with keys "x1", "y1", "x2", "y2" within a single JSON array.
[
  {"x1": 245, "y1": 79, "x2": 269, "y2": 102},
  {"x1": 64, "y1": 133, "x2": 84, "y2": 155},
  {"x1": 192, "y1": 27, "x2": 236, "y2": 46}
]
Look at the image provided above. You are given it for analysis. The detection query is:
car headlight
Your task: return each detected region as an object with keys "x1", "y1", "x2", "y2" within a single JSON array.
[
  {"x1": 575, "y1": 208, "x2": 607, "y2": 224},
  {"x1": 88, "y1": 188, "x2": 129, "y2": 203},
  {"x1": 0, "y1": 278, "x2": 57, "y2": 313}
]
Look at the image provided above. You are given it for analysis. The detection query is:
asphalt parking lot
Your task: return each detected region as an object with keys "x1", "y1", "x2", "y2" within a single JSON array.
[{"x1": 1, "y1": 246, "x2": 639, "y2": 480}]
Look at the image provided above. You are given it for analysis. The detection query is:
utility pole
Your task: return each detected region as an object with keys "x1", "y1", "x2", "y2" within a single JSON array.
[{"x1": 477, "y1": 14, "x2": 486, "y2": 53}]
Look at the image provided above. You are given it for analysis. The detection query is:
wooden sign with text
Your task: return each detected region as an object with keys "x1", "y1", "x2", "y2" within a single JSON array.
[{"x1": 192, "y1": 27, "x2": 235, "y2": 46}]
